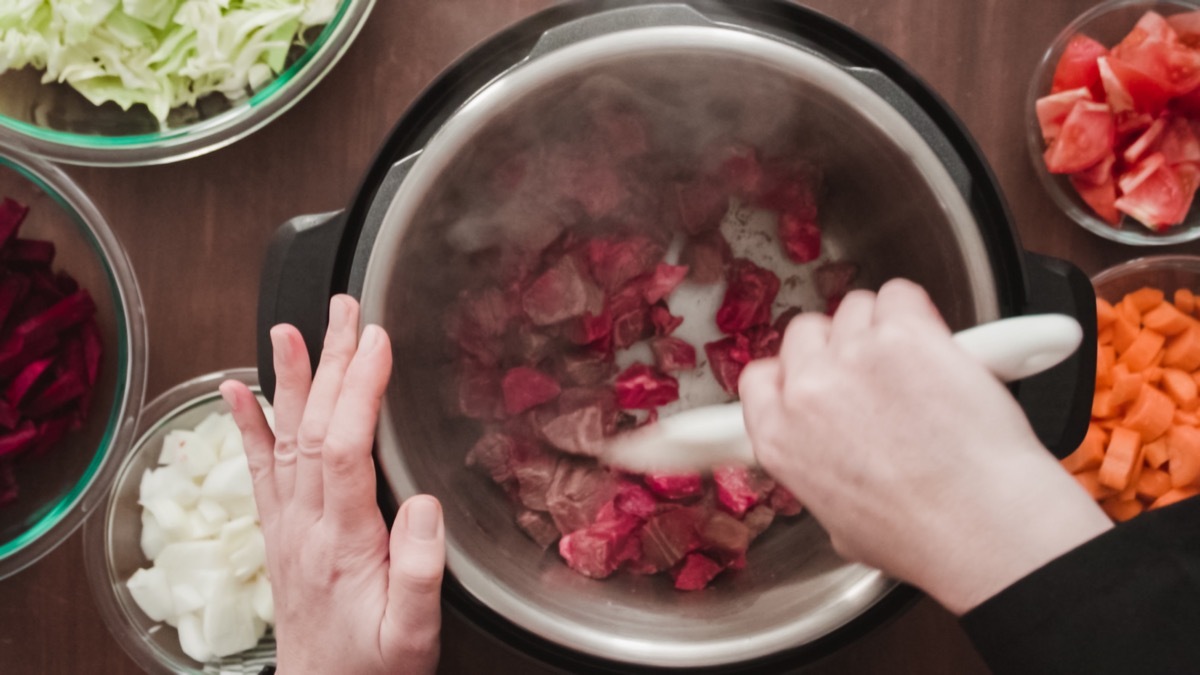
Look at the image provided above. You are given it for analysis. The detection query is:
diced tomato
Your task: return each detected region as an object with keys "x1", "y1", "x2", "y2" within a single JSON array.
[
  {"x1": 1115, "y1": 161, "x2": 1190, "y2": 230},
  {"x1": 1114, "y1": 12, "x2": 1179, "y2": 58},
  {"x1": 1119, "y1": 152, "x2": 1168, "y2": 194},
  {"x1": 1169, "y1": 11, "x2": 1200, "y2": 48},
  {"x1": 1036, "y1": 88, "x2": 1093, "y2": 142},
  {"x1": 1076, "y1": 152, "x2": 1116, "y2": 185},
  {"x1": 1174, "y1": 161, "x2": 1200, "y2": 220},
  {"x1": 1106, "y1": 56, "x2": 1176, "y2": 114},
  {"x1": 1053, "y1": 35, "x2": 1110, "y2": 97},
  {"x1": 1124, "y1": 116, "x2": 1168, "y2": 162},
  {"x1": 1070, "y1": 175, "x2": 1121, "y2": 225},
  {"x1": 1099, "y1": 57, "x2": 1137, "y2": 114},
  {"x1": 1159, "y1": 117, "x2": 1200, "y2": 164},
  {"x1": 1115, "y1": 110, "x2": 1155, "y2": 135},
  {"x1": 1043, "y1": 101, "x2": 1116, "y2": 174}
]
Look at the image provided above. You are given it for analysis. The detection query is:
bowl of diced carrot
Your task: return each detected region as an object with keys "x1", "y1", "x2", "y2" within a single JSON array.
[{"x1": 1064, "y1": 255, "x2": 1200, "y2": 521}]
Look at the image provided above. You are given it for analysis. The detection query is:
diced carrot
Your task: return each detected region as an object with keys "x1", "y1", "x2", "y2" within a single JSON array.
[
  {"x1": 1118, "y1": 445, "x2": 1146, "y2": 501},
  {"x1": 1167, "y1": 425, "x2": 1200, "y2": 488},
  {"x1": 1143, "y1": 302, "x2": 1197, "y2": 336},
  {"x1": 1093, "y1": 389, "x2": 1118, "y2": 419},
  {"x1": 1162, "y1": 368, "x2": 1200, "y2": 408},
  {"x1": 1127, "y1": 287, "x2": 1165, "y2": 312},
  {"x1": 1136, "y1": 468, "x2": 1173, "y2": 499},
  {"x1": 1145, "y1": 438, "x2": 1170, "y2": 469},
  {"x1": 1145, "y1": 366, "x2": 1165, "y2": 384},
  {"x1": 1117, "y1": 329, "x2": 1166, "y2": 372},
  {"x1": 1061, "y1": 423, "x2": 1108, "y2": 473},
  {"x1": 1193, "y1": 370, "x2": 1200, "y2": 390},
  {"x1": 1099, "y1": 426, "x2": 1143, "y2": 490},
  {"x1": 1163, "y1": 326, "x2": 1200, "y2": 371},
  {"x1": 1113, "y1": 315, "x2": 1140, "y2": 354},
  {"x1": 1122, "y1": 384, "x2": 1176, "y2": 441},
  {"x1": 1098, "y1": 326, "x2": 1114, "y2": 346},
  {"x1": 1116, "y1": 298, "x2": 1142, "y2": 325},
  {"x1": 1100, "y1": 497, "x2": 1144, "y2": 522},
  {"x1": 1174, "y1": 410, "x2": 1199, "y2": 426},
  {"x1": 1074, "y1": 470, "x2": 1118, "y2": 500},
  {"x1": 1097, "y1": 298, "x2": 1117, "y2": 330},
  {"x1": 1176, "y1": 288, "x2": 1196, "y2": 315},
  {"x1": 1097, "y1": 345, "x2": 1116, "y2": 387},
  {"x1": 1099, "y1": 417, "x2": 1121, "y2": 431},
  {"x1": 1110, "y1": 364, "x2": 1143, "y2": 407},
  {"x1": 1149, "y1": 487, "x2": 1200, "y2": 510}
]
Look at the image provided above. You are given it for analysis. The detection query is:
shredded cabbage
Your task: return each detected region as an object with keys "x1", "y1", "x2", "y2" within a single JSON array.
[{"x1": 0, "y1": 0, "x2": 339, "y2": 123}]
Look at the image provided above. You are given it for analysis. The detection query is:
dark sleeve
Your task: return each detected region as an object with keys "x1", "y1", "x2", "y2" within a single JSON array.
[{"x1": 959, "y1": 497, "x2": 1200, "y2": 675}]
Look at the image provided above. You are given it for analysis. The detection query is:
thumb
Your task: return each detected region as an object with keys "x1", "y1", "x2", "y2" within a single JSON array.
[{"x1": 382, "y1": 495, "x2": 445, "y2": 667}]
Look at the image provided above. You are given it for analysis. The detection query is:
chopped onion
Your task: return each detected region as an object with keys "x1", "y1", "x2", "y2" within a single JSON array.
[{"x1": 127, "y1": 405, "x2": 274, "y2": 662}]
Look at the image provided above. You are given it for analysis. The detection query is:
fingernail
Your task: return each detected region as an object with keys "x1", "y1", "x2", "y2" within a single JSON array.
[
  {"x1": 360, "y1": 324, "x2": 382, "y2": 353},
  {"x1": 219, "y1": 382, "x2": 240, "y2": 413},
  {"x1": 270, "y1": 326, "x2": 290, "y2": 357},
  {"x1": 406, "y1": 497, "x2": 441, "y2": 541},
  {"x1": 330, "y1": 295, "x2": 351, "y2": 327}
]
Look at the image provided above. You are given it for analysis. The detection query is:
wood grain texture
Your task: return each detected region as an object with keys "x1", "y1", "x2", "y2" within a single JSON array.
[{"x1": 1, "y1": 1, "x2": 1187, "y2": 673}]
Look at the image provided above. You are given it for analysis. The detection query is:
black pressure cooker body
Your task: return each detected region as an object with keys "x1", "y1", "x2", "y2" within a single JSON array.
[{"x1": 257, "y1": 2, "x2": 1096, "y2": 672}]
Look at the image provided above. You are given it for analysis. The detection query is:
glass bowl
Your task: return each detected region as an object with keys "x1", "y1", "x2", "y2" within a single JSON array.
[
  {"x1": 0, "y1": 145, "x2": 146, "y2": 579},
  {"x1": 1027, "y1": 0, "x2": 1200, "y2": 246},
  {"x1": 1092, "y1": 254, "x2": 1200, "y2": 300},
  {"x1": 0, "y1": 0, "x2": 375, "y2": 167},
  {"x1": 84, "y1": 368, "x2": 275, "y2": 675}
]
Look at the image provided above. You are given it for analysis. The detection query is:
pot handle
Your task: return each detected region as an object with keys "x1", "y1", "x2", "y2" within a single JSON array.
[
  {"x1": 1014, "y1": 253, "x2": 1098, "y2": 459},
  {"x1": 256, "y1": 210, "x2": 349, "y2": 401}
]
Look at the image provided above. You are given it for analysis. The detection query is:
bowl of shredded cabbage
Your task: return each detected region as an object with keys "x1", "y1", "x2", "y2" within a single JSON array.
[{"x1": 0, "y1": 0, "x2": 375, "y2": 166}]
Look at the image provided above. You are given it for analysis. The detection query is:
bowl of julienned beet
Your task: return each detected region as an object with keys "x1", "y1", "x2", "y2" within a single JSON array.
[
  {"x1": 1028, "y1": 0, "x2": 1200, "y2": 245},
  {"x1": 0, "y1": 145, "x2": 146, "y2": 579}
]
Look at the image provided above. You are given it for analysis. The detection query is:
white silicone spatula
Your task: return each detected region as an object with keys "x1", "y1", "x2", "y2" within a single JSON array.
[{"x1": 599, "y1": 314, "x2": 1084, "y2": 474}]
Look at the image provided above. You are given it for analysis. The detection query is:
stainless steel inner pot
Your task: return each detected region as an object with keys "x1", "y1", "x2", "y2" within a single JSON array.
[{"x1": 361, "y1": 26, "x2": 999, "y2": 668}]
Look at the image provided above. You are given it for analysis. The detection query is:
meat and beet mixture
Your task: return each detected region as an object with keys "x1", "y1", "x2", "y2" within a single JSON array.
[
  {"x1": 441, "y1": 99, "x2": 856, "y2": 590},
  {"x1": 0, "y1": 198, "x2": 102, "y2": 506}
]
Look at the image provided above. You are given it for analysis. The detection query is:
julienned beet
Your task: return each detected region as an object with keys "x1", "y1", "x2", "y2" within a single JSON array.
[{"x1": 0, "y1": 198, "x2": 102, "y2": 506}]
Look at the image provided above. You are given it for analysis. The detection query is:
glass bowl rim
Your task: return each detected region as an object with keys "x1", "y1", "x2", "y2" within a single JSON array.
[
  {"x1": 0, "y1": 145, "x2": 147, "y2": 580},
  {"x1": 0, "y1": 0, "x2": 376, "y2": 167},
  {"x1": 1025, "y1": 0, "x2": 1200, "y2": 246}
]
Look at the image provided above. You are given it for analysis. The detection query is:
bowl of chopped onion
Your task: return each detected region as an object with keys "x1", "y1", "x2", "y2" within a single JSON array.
[
  {"x1": 84, "y1": 368, "x2": 276, "y2": 674},
  {"x1": 0, "y1": 145, "x2": 146, "y2": 580},
  {"x1": 0, "y1": 0, "x2": 375, "y2": 166}
]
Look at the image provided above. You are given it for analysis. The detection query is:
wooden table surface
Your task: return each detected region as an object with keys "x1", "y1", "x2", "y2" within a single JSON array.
[{"x1": 0, "y1": 0, "x2": 1191, "y2": 673}]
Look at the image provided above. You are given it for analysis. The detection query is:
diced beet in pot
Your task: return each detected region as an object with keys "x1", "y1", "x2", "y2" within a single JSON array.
[
  {"x1": 584, "y1": 235, "x2": 664, "y2": 292},
  {"x1": 517, "y1": 509, "x2": 562, "y2": 550},
  {"x1": 644, "y1": 473, "x2": 703, "y2": 500},
  {"x1": 715, "y1": 259, "x2": 781, "y2": 334},
  {"x1": 546, "y1": 461, "x2": 620, "y2": 534},
  {"x1": 638, "y1": 264, "x2": 689, "y2": 304},
  {"x1": 0, "y1": 421, "x2": 37, "y2": 459},
  {"x1": 557, "y1": 512, "x2": 641, "y2": 579},
  {"x1": 673, "y1": 553, "x2": 724, "y2": 591},
  {"x1": 522, "y1": 257, "x2": 592, "y2": 326},
  {"x1": 501, "y1": 367, "x2": 561, "y2": 415},
  {"x1": 614, "y1": 364, "x2": 679, "y2": 409},
  {"x1": 705, "y1": 336, "x2": 751, "y2": 397},
  {"x1": 713, "y1": 465, "x2": 766, "y2": 518},
  {"x1": 672, "y1": 179, "x2": 729, "y2": 235},
  {"x1": 648, "y1": 303, "x2": 684, "y2": 337},
  {"x1": 649, "y1": 337, "x2": 697, "y2": 373},
  {"x1": 465, "y1": 431, "x2": 520, "y2": 484},
  {"x1": 539, "y1": 405, "x2": 606, "y2": 457},
  {"x1": 777, "y1": 212, "x2": 822, "y2": 264},
  {"x1": 613, "y1": 481, "x2": 658, "y2": 520},
  {"x1": 699, "y1": 510, "x2": 751, "y2": 561},
  {"x1": 743, "y1": 505, "x2": 777, "y2": 540},
  {"x1": 639, "y1": 506, "x2": 703, "y2": 572},
  {"x1": 456, "y1": 368, "x2": 502, "y2": 421}
]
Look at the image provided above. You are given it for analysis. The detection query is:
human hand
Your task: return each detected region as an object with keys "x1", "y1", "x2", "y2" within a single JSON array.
[
  {"x1": 220, "y1": 295, "x2": 444, "y2": 675},
  {"x1": 739, "y1": 279, "x2": 1112, "y2": 615}
]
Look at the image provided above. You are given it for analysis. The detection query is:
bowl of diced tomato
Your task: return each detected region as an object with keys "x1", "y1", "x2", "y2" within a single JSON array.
[{"x1": 1030, "y1": 1, "x2": 1200, "y2": 245}]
